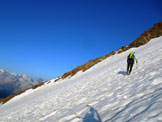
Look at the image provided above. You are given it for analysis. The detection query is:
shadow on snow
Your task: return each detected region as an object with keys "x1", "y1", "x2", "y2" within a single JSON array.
[
  {"x1": 117, "y1": 71, "x2": 127, "y2": 76},
  {"x1": 82, "y1": 106, "x2": 102, "y2": 122}
]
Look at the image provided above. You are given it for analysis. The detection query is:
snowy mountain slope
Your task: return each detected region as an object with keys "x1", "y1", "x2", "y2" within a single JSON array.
[
  {"x1": 0, "y1": 69, "x2": 44, "y2": 98},
  {"x1": 0, "y1": 37, "x2": 162, "y2": 122}
]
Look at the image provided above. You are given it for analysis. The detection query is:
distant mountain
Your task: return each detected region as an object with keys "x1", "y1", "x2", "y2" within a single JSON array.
[{"x1": 0, "y1": 69, "x2": 43, "y2": 98}]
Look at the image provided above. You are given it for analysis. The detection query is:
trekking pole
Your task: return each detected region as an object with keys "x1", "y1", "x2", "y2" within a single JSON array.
[{"x1": 136, "y1": 63, "x2": 138, "y2": 69}]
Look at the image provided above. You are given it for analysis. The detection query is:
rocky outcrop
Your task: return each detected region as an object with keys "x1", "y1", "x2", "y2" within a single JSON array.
[
  {"x1": 129, "y1": 22, "x2": 162, "y2": 48},
  {"x1": 118, "y1": 22, "x2": 162, "y2": 53}
]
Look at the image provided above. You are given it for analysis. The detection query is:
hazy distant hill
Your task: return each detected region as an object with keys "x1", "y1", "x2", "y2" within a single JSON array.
[{"x1": 0, "y1": 69, "x2": 43, "y2": 98}]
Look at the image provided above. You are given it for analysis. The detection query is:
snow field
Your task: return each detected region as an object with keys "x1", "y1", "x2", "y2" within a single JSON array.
[{"x1": 0, "y1": 37, "x2": 162, "y2": 122}]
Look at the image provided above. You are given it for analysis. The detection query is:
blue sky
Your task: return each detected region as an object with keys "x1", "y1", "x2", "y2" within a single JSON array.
[{"x1": 0, "y1": 0, "x2": 161, "y2": 80}]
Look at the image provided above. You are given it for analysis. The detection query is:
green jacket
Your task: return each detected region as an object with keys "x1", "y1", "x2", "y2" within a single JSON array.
[{"x1": 128, "y1": 52, "x2": 138, "y2": 63}]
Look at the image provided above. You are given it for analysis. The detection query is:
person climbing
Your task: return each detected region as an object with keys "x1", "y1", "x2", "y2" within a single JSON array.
[{"x1": 127, "y1": 52, "x2": 138, "y2": 75}]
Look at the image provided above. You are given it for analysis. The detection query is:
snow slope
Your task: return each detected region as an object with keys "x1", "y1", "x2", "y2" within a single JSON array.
[{"x1": 0, "y1": 37, "x2": 162, "y2": 122}]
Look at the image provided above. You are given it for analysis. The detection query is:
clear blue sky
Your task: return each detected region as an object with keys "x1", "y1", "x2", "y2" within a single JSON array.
[{"x1": 0, "y1": 0, "x2": 161, "y2": 80}]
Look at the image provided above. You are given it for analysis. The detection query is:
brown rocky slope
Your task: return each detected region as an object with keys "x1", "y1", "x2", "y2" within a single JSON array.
[
  {"x1": 60, "y1": 21, "x2": 162, "y2": 80},
  {"x1": 0, "y1": 21, "x2": 162, "y2": 104}
]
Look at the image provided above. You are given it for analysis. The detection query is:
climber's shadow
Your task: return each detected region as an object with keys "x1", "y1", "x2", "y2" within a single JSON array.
[
  {"x1": 82, "y1": 106, "x2": 102, "y2": 122},
  {"x1": 117, "y1": 71, "x2": 127, "y2": 76}
]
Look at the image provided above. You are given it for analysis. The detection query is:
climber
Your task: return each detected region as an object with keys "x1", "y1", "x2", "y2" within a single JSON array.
[{"x1": 127, "y1": 52, "x2": 138, "y2": 75}]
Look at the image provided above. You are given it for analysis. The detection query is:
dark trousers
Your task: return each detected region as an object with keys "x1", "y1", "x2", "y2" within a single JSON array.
[{"x1": 127, "y1": 58, "x2": 134, "y2": 74}]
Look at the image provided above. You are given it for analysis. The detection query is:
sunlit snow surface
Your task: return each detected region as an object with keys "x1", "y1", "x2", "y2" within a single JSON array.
[{"x1": 0, "y1": 37, "x2": 162, "y2": 122}]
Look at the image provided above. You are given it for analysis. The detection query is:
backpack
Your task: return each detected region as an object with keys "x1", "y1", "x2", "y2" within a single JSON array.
[{"x1": 128, "y1": 52, "x2": 134, "y2": 59}]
